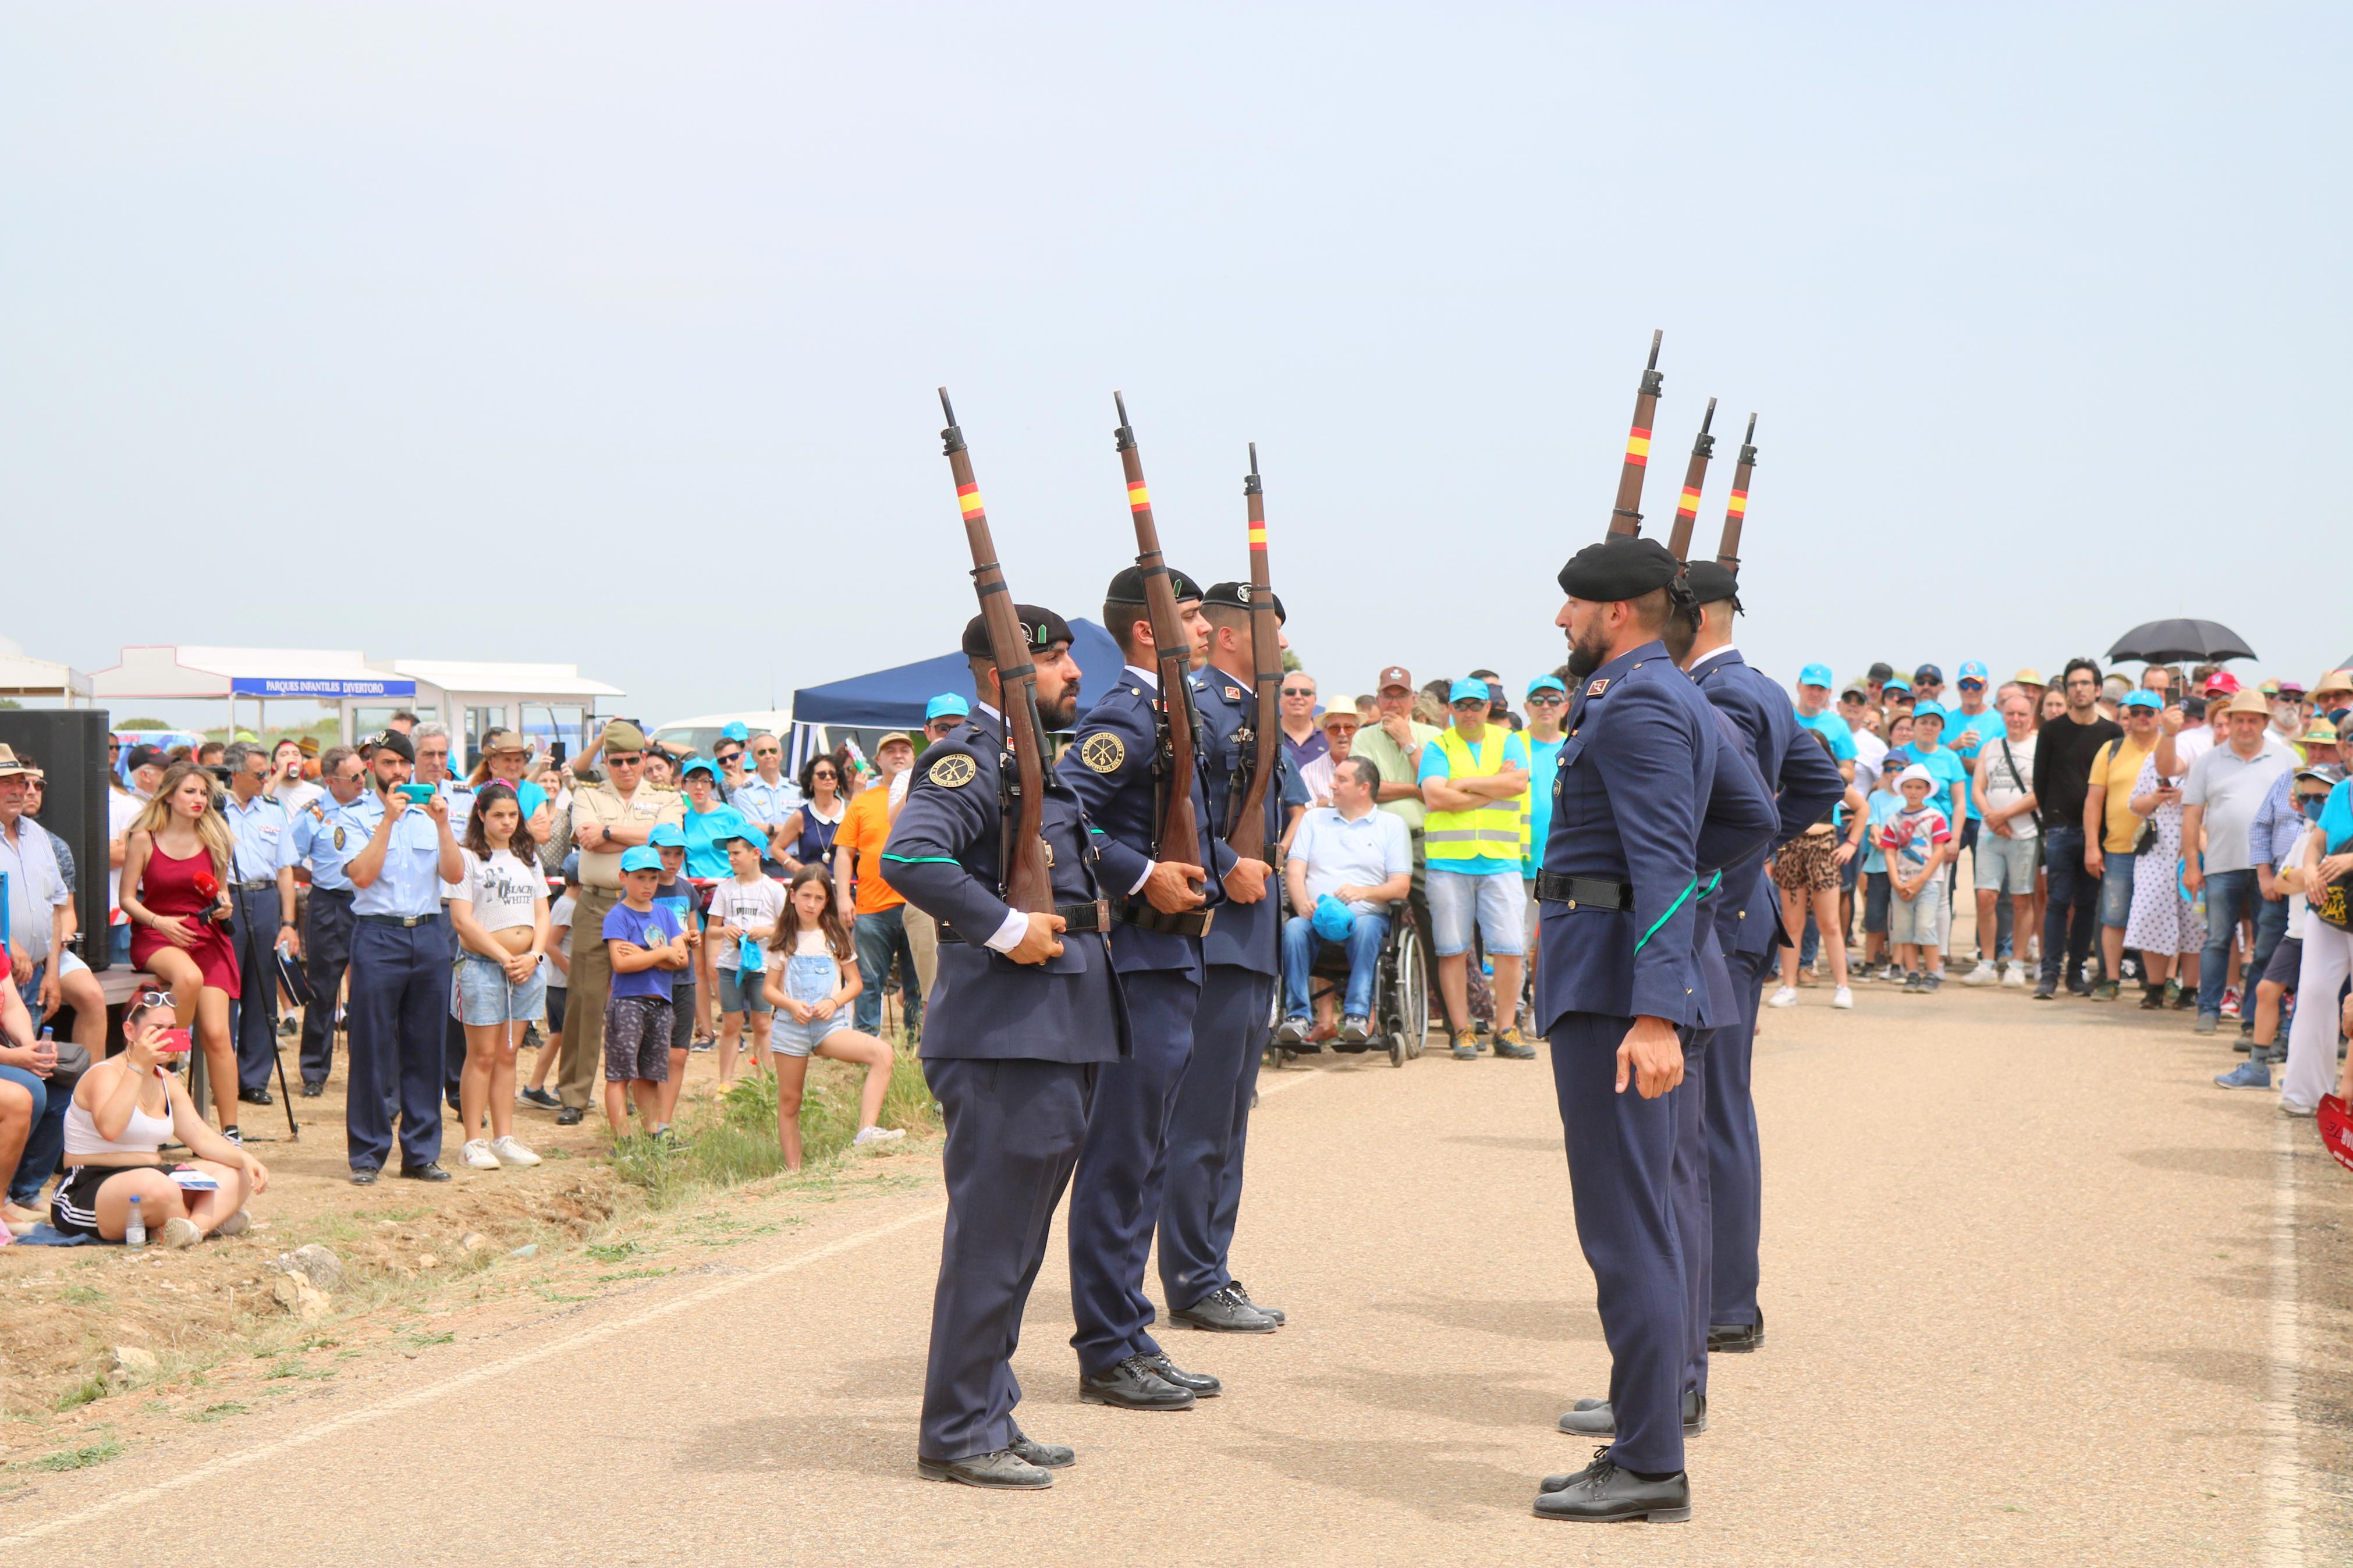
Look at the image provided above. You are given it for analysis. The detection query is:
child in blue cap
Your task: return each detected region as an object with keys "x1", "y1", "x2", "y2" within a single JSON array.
[{"x1": 601, "y1": 844, "x2": 690, "y2": 1139}]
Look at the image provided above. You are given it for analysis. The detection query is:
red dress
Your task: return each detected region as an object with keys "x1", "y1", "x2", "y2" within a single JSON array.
[{"x1": 129, "y1": 841, "x2": 242, "y2": 994}]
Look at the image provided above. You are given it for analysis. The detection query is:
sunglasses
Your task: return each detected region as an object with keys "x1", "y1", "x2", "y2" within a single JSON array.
[
  {"x1": 1281, "y1": 688, "x2": 1314, "y2": 698},
  {"x1": 1527, "y1": 692, "x2": 1566, "y2": 705},
  {"x1": 716, "y1": 751, "x2": 743, "y2": 764},
  {"x1": 753, "y1": 746, "x2": 780, "y2": 756},
  {"x1": 135, "y1": 989, "x2": 178, "y2": 1011},
  {"x1": 811, "y1": 767, "x2": 837, "y2": 779}
]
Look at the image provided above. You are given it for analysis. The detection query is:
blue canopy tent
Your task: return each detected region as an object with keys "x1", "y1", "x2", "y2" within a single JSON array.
[{"x1": 786, "y1": 618, "x2": 1129, "y2": 768}]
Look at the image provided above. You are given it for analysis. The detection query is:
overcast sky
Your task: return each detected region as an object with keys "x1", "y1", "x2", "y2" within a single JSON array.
[{"x1": 4, "y1": 5, "x2": 2346, "y2": 733}]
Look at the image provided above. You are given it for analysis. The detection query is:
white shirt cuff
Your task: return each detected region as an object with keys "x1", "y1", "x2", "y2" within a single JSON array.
[
  {"x1": 982, "y1": 908, "x2": 1031, "y2": 954},
  {"x1": 1128, "y1": 859, "x2": 1155, "y2": 897}
]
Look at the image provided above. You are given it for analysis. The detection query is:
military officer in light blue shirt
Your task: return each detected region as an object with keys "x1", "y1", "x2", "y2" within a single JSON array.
[
  {"x1": 727, "y1": 731, "x2": 801, "y2": 877},
  {"x1": 279, "y1": 745, "x2": 371, "y2": 1096},
  {"x1": 219, "y1": 741, "x2": 292, "y2": 1104},
  {"x1": 344, "y1": 728, "x2": 463, "y2": 1183}
]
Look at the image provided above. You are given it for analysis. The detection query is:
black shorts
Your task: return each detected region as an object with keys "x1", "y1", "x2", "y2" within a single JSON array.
[
  {"x1": 2263, "y1": 937, "x2": 2304, "y2": 992},
  {"x1": 545, "y1": 987, "x2": 568, "y2": 1033},
  {"x1": 1862, "y1": 872, "x2": 1893, "y2": 935},
  {"x1": 51, "y1": 1162, "x2": 155, "y2": 1239},
  {"x1": 603, "y1": 994, "x2": 673, "y2": 1083}
]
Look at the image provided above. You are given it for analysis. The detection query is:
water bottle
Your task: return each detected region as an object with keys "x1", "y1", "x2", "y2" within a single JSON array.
[{"x1": 125, "y1": 1193, "x2": 145, "y2": 1249}]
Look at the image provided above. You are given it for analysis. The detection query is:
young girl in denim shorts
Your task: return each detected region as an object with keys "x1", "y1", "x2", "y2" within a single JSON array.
[{"x1": 763, "y1": 867, "x2": 904, "y2": 1169}]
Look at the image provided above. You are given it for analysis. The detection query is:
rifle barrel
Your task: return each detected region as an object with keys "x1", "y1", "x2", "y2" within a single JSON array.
[
  {"x1": 1714, "y1": 412, "x2": 1760, "y2": 571},
  {"x1": 1607, "y1": 330, "x2": 1666, "y2": 537}
]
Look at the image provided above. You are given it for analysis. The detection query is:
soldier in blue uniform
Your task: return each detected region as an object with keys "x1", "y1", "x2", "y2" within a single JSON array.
[
  {"x1": 278, "y1": 745, "x2": 372, "y2": 1096},
  {"x1": 1677, "y1": 561, "x2": 1844, "y2": 1356},
  {"x1": 1527, "y1": 536, "x2": 1775, "y2": 1524},
  {"x1": 1159, "y1": 581, "x2": 1308, "y2": 1333},
  {"x1": 881, "y1": 605, "x2": 1125, "y2": 1491},
  {"x1": 1057, "y1": 565, "x2": 1242, "y2": 1411}
]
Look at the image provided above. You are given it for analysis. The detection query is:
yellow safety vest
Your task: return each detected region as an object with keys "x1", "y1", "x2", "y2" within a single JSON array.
[{"x1": 1425, "y1": 726, "x2": 1529, "y2": 868}]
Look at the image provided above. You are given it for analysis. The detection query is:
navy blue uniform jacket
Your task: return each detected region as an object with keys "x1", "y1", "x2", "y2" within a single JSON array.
[
  {"x1": 882, "y1": 709, "x2": 1128, "y2": 1064},
  {"x1": 1694, "y1": 650, "x2": 1847, "y2": 959},
  {"x1": 1189, "y1": 667, "x2": 1309, "y2": 976}
]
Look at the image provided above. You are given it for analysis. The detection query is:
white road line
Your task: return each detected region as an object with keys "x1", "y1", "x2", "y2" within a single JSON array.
[
  {"x1": 0, "y1": 1200, "x2": 947, "y2": 1549},
  {"x1": 1, "y1": 1054, "x2": 1335, "y2": 1549},
  {"x1": 2263, "y1": 1114, "x2": 2304, "y2": 1568}
]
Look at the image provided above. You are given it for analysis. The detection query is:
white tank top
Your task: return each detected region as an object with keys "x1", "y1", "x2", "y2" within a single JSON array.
[{"x1": 64, "y1": 1066, "x2": 176, "y2": 1158}]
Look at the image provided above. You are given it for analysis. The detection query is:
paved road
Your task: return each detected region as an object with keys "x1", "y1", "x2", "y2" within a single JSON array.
[{"x1": 4, "y1": 982, "x2": 2343, "y2": 1567}]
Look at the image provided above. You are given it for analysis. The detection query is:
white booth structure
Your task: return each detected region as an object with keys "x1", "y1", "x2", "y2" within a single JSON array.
[
  {"x1": 0, "y1": 635, "x2": 94, "y2": 704},
  {"x1": 378, "y1": 660, "x2": 624, "y2": 774},
  {"x1": 91, "y1": 646, "x2": 414, "y2": 734}
]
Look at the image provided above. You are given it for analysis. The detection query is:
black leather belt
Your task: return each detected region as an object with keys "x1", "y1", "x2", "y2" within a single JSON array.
[
  {"x1": 357, "y1": 912, "x2": 436, "y2": 929},
  {"x1": 1115, "y1": 899, "x2": 1215, "y2": 937},
  {"x1": 939, "y1": 900, "x2": 1109, "y2": 944},
  {"x1": 1535, "y1": 873, "x2": 1637, "y2": 910},
  {"x1": 230, "y1": 879, "x2": 274, "y2": 892}
]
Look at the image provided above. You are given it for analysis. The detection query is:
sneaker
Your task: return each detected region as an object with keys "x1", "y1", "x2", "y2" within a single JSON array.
[
  {"x1": 277, "y1": 1015, "x2": 299, "y2": 1037},
  {"x1": 2091, "y1": 980, "x2": 2120, "y2": 1001},
  {"x1": 1275, "y1": 1015, "x2": 1311, "y2": 1046},
  {"x1": 2172, "y1": 985, "x2": 2199, "y2": 1012},
  {"x1": 221, "y1": 1125, "x2": 243, "y2": 1146},
  {"x1": 1491, "y1": 1027, "x2": 1536, "y2": 1059},
  {"x1": 1926, "y1": 972, "x2": 1943, "y2": 992},
  {"x1": 212, "y1": 1210, "x2": 249, "y2": 1238},
  {"x1": 489, "y1": 1135, "x2": 541, "y2": 1167},
  {"x1": 1450, "y1": 1030, "x2": 1479, "y2": 1061},
  {"x1": 518, "y1": 1086, "x2": 561, "y2": 1110},
  {"x1": 1767, "y1": 987, "x2": 1798, "y2": 1009},
  {"x1": 2139, "y1": 987, "x2": 2169, "y2": 1010},
  {"x1": 460, "y1": 1139, "x2": 501, "y2": 1170},
  {"x1": 162, "y1": 1216, "x2": 203, "y2": 1249},
  {"x1": 853, "y1": 1125, "x2": 907, "y2": 1148},
  {"x1": 1901, "y1": 972, "x2": 1925, "y2": 994},
  {"x1": 2002, "y1": 964, "x2": 2028, "y2": 987},
  {"x1": 2220, "y1": 987, "x2": 2241, "y2": 1019},
  {"x1": 689, "y1": 1036, "x2": 715, "y2": 1053},
  {"x1": 2193, "y1": 1016, "x2": 2219, "y2": 1036},
  {"x1": 1962, "y1": 960, "x2": 1998, "y2": 986},
  {"x1": 1340, "y1": 1015, "x2": 1371, "y2": 1045},
  {"x1": 1831, "y1": 986, "x2": 1854, "y2": 1009},
  {"x1": 2213, "y1": 1061, "x2": 2270, "y2": 1090}
]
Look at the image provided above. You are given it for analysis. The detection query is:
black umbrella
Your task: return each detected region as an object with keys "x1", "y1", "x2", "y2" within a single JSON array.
[{"x1": 2106, "y1": 618, "x2": 2256, "y2": 665}]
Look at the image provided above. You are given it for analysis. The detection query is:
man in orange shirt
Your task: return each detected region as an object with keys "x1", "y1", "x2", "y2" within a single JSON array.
[{"x1": 832, "y1": 731, "x2": 922, "y2": 1038}]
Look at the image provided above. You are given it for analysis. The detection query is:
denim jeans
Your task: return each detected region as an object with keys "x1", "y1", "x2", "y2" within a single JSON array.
[
  {"x1": 2040, "y1": 826, "x2": 2098, "y2": 989},
  {"x1": 852, "y1": 906, "x2": 921, "y2": 1036},
  {"x1": 1281, "y1": 911, "x2": 1389, "y2": 1021},
  {"x1": 0, "y1": 1062, "x2": 69, "y2": 1209},
  {"x1": 2197, "y1": 868, "x2": 2289, "y2": 1024}
]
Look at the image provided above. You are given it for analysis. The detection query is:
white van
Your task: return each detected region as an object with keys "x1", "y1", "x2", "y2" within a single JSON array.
[{"x1": 650, "y1": 710, "x2": 797, "y2": 760}]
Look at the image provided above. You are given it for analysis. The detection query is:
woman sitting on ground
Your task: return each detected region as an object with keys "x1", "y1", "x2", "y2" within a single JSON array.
[
  {"x1": 762, "y1": 866, "x2": 904, "y2": 1170},
  {"x1": 53, "y1": 992, "x2": 268, "y2": 1246}
]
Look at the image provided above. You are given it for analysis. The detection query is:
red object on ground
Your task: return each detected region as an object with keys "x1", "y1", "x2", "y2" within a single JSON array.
[{"x1": 2319, "y1": 1096, "x2": 2353, "y2": 1175}]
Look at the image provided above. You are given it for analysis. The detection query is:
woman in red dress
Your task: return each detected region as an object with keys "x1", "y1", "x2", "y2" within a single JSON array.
[{"x1": 119, "y1": 763, "x2": 244, "y2": 1140}]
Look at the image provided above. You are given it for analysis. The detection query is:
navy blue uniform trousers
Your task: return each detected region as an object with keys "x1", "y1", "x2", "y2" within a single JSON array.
[
  {"x1": 1069, "y1": 968, "x2": 1198, "y2": 1375},
  {"x1": 1548, "y1": 1012, "x2": 1687, "y2": 1476},
  {"x1": 1158, "y1": 965, "x2": 1272, "y2": 1313},
  {"x1": 346, "y1": 918, "x2": 450, "y2": 1173},
  {"x1": 920, "y1": 1058, "x2": 1096, "y2": 1463},
  {"x1": 1707, "y1": 948, "x2": 1770, "y2": 1332},
  {"x1": 299, "y1": 887, "x2": 355, "y2": 1087},
  {"x1": 226, "y1": 884, "x2": 282, "y2": 1094},
  {"x1": 1674, "y1": 1029, "x2": 1711, "y2": 1400}
]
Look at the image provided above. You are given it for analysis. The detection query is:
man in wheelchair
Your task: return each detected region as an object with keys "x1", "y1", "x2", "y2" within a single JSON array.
[{"x1": 1276, "y1": 758, "x2": 1412, "y2": 1044}]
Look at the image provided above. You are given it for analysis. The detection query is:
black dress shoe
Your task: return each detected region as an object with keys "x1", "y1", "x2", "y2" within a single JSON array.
[
  {"x1": 1227, "y1": 1278, "x2": 1286, "y2": 1326},
  {"x1": 300, "y1": 1080, "x2": 325, "y2": 1098},
  {"x1": 1078, "y1": 1354, "x2": 1195, "y2": 1410},
  {"x1": 349, "y1": 1167, "x2": 379, "y2": 1186},
  {"x1": 1169, "y1": 1285, "x2": 1278, "y2": 1333},
  {"x1": 916, "y1": 1449, "x2": 1052, "y2": 1489},
  {"x1": 1140, "y1": 1353, "x2": 1221, "y2": 1398},
  {"x1": 239, "y1": 1087, "x2": 274, "y2": 1106},
  {"x1": 1708, "y1": 1313, "x2": 1765, "y2": 1353},
  {"x1": 1006, "y1": 1423, "x2": 1074, "y2": 1469},
  {"x1": 554, "y1": 1106, "x2": 585, "y2": 1126},
  {"x1": 1535, "y1": 1448, "x2": 1691, "y2": 1522},
  {"x1": 1556, "y1": 1389, "x2": 1706, "y2": 1438},
  {"x1": 400, "y1": 1161, "x2": 453, "y2": 1182}
]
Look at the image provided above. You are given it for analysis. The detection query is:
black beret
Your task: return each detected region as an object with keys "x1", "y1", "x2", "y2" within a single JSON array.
[
  {"x1": 1556, "y1": 536, "x2": 1682, "y2": 602},
  {"x1": 1198, "y1": 581, "x2": 1287, "y2": 623},
  {"x1": 1681, "y1": 560, "x2": 1742, "y2": 611},
  {"x1": 1103, "y1": 564, "x2": 1202, "y2": 606},
  {"x1": 961, "y1": 604, "x2": 1075, "y2": 660},
  {"x1": 371, "y1": 728, "x2": 416, "y2": 763}
]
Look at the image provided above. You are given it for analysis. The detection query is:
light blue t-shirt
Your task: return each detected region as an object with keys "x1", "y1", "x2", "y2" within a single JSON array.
[
  {"x1": 1942, "y1": 707, "x2": 1998, "y2": 817},
  {"x1": 1861, "y1": 788, "x2": 1905, "y2": 874},
  {"x1": 1793, "y1": 707, "x2": 1858, "y2": 762},
  {"x1": 1417, "y1": 727, "x2": 1532, "y2": 876},
  {"x1": 1909, "y1": 742, "x2": 1973, "y2": 826},
  {"x1": 1522, "y1": 734, "x2": 1566, "y2": 879}
]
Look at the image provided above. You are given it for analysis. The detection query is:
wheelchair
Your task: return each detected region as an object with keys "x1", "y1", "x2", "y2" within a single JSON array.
[{"x1": 1266, "y1": 902, "x2": 1431, "y2": 1069}]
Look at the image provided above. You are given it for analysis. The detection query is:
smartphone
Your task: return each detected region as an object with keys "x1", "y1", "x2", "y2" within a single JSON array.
[
  {"x1": 396, "y1": 783, "x2": 436, "y2": 804},
  {"x1": 155, "y1": 1027, "x2": 193, "y2": 1054}
]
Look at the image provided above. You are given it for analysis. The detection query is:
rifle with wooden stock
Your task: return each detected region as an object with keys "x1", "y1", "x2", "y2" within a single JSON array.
[
  {"x1": 937, "y1": 387, "x2": 1055, "y2": 915},
  {"x1": 1665, "y1": 397, "x2": 1717, "y2": 562},
  {"x1": 1226, "y1": 443, "x2": 1281, "y2": 861},
  {"x1": 1715, "y1": 413, "x2": 1758, "y2": 571},
  {"x1": 1606, "y1": 329, "x2": 1666, "y2": 537},
  {"x1": 1111, "y1": 392, "x2": 1205, "y2": 879}
]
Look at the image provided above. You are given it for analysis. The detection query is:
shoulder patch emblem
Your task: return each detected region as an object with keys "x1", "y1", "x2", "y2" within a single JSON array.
[
  {"x1": 333, "y1": 827, "x2": 346, "y2": 851},
  {"x1": 927, "y1": 754, "x2": 977, "y2": 790},
  {"x1": 1224, "y1": 685, "x2": 1241, "y2": 701},
  {"x1": 1081, "y1": 733, "x2": 1127, "y2": 774},
  {"x1": 1587, "y1": 679, "x2": 1610, "y2": 697}
]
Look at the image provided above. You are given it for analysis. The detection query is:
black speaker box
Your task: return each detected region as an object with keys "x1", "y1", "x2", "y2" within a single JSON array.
[{"x1": 0, "y1": 710, "x2": 119, "y2": 971}]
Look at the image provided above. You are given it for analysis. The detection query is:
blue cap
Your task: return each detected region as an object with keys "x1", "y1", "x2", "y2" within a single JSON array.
[
  {"x1": 560, "y1": 851, "x2": 581, "y2": 883},
  {"x1": 719, "y1": 721, "x2": 750, "y2": 742},
  {"x1": 1799, "y1": 663, "x2": 1834, "y2": 688},
  {"x1": 925, "y1": 693, "x2": 971, "y2": 722},
  {"x1": 1912, "y1": 699, "x2": 1947, "y2": 723},
  {"x1": 648, "y1": 822, "x2": 686, "y2": 849},
  {"x1": 1882, "y1": 675, "x2": 1912, "y2": 694},
  {"x1": 1880, "y1": 749, "x2": 1908, "y2": 770},
  {"x1": 2120, "y1": 690, "x2": 2162, "y2": 712},
  {"x1": 619, "y1": 845, "x2": 662, "y2": 874},
  {"x1": 1958, "y1": 660, "x2": 1989, "y2": 682},
  {"x1": 681, "y1": 757, "x2": 718, "y2": 781},
  {"x1": 1526, "y1": 675, "x2": 1567, "y2": 698},
  {"x1": 1914, "y1": 663, "x2": 1943, "y2": 684},
  {"x1": 1447, "y1": 677, "x2": 1491, "y2": 705},
  {"x1": 1312, "y1": 894, "x2": 1358, "y2": 943}
]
